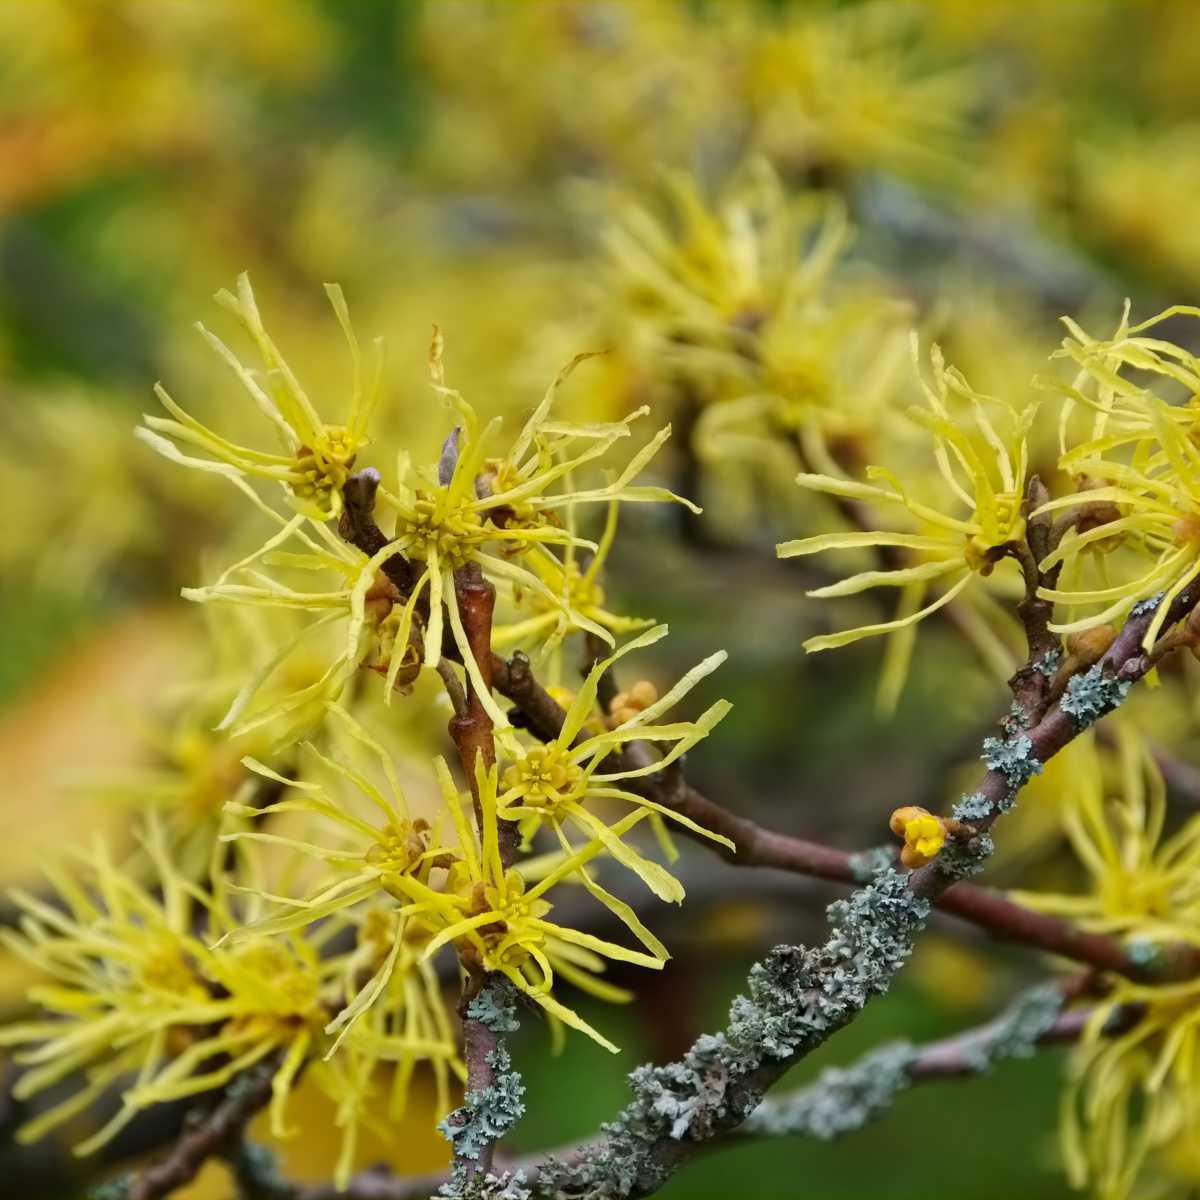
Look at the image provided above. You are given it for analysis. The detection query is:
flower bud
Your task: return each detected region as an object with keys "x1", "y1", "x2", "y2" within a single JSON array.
[
  {"x1": 608, "y1": 679, "x2": 659, "y2": 728},
  {"x1": 889, "y1": 805, "x2": 947, "y2": 869},
  {"x1": 1066, "y1": 625, "x2": 1116, "y2": 665}
]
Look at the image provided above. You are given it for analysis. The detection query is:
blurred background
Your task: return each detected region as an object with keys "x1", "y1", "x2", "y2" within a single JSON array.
[{"x1": 2, "y1": 2, "x2": 1200, "y2": 1196}]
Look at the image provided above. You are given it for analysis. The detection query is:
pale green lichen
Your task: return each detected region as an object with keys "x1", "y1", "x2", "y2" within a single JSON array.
[
  {"x1": 952, "y1": 984, "x2": 1063, "y2": 1073},
  {"x1": 1034, "y1": 648, "x2": 1062, "y2": 677},
  {"x1": 740, "y1": 1041, "x2": 916, "y2": 1139},
  {"x1": 467, "y1": 979, "x2": 520, "y2": 1033},
  {"x1": 1131, "y1": 591, "x2": 1166, "y2": 617},
  {"x1": 982, "y1": 734, "x2": 1042, "y2": 792},
  {"x1": 740, "y1": 985, "x2": 1061, "y2": 1142},
  {"x1": 439, "y1": 1043, "x2": 526, "y2": 1163},
  {"x1": 439, "y1": 981, "x2": 526, "y2": 1196},
  {"x1": 952, "y1": 791, "x2": 992, "y2": 823},
  {"x1": 1060, "y1": 663, "x2": 1131, "y2": 730},
  {"x1": 936, "y1": 831, "x2": 994, "y2": 881},
  {"x1": 848, "y1": 845, "x2": 895, "y2": 882},
  {"x1": 1002, "y1": 699, "x2": 1033, "y2": 733},
  {"x1": 441, "y1": 1166, "x2": 532, "y2": 1200},
  {"x1": 536, "y1": 869, "x2": 930, "y2": 1199},
  {"x1": 1126, "y1": 938, "x2": 1161, "y2": 968}
]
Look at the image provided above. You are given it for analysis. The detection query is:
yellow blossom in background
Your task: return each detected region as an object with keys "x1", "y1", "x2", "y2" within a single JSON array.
[
  {"x1": 415, "y1": 1, "x2": 976, "y2": 189},
  {"x1": 1011, "y1": 726, "x2": 1200, "y2": 1199},
  {"x1": 11, "y1": 4, "x2": 1200, "y2": 1198},
  {"x1": 730, "y1": 0, "x2": 976, "y2": 183},
  {"x1": 596, "y1": 163, "x2": 911, "y2": 498},
  {"x1": 1076, "y1": 127, "x2": 1200, "y2": 293},
  {"x1": 1012, "y1": 727, "x2": 1200, "y2": 950}
]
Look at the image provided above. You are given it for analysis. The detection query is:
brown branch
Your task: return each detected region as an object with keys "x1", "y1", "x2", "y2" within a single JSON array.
[
  {"x1": 236, "y1": 995, "x2": 1142, "y2": 1200},
  {"x1": 125, "y1": 1063, "x2": 275, "y2": 1200},
  {"x1": 442, "y1": 565, "x2": 515, "y2": 1181},
  {"x1": 642, "y1": 755, "x2": 1200, "y2": 983},
  {"x1": 483, "y1": 677, "x2": 1200, "y2": 985},
  {"x1": 331, "y1": 469, "x2": 1200, "y2": 1193},
  {"x1": 435, "y1": 658, "x2": 469, "y2": 719},
  {"x1": 337, "y1": 469, "x2": 415, "y2": 593},
  {"x1": 996, "y1": 474, "x2": 1062, "y2": 719}
]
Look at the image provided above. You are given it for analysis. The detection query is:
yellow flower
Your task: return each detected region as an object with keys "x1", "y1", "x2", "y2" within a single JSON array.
[
  {"x1": 138, "y1": 273, "x2": 382, "y2": 521},
  {"x1": 734, "y1": 1, "x2": 974, "y2": 182},
  {"x1": 1034, "y1": 305, "x2": 1200, "y2": 650},
  {"x1": 364, "y1": 335, "x2": 692, "y2": 726},
  {"x1": 389, "y1": 757, "x2": 666, "y2": 1053},
  {"x1": 888, "y1": 806, "x2": 946, "y2": 869},
  {"x1": 219, "y1": 704, "x2": 449, "y2": 1052},
  {"x1": 492, "y1": 499, "x2": 655, "y2": 675},
  {"x1": 179, "y1": 335, "x2": 694, "y2": 733},
  {"x1": 777, "y1": 339, "x2": 1032, "y2": 702},
  {"x1": 1013, "y1": 725, "x2": 1200, "y2": 1198},
  {"x1": 602, "y1": 163, "x2": 910, "y2": 485},
  {"x1": 495, "y1": 624, "x2": 733, "y2": 903},
  {"x1": 1061, "y1": 985, "x2": 1200, "y2": 1200},
  {"x1": 1012, "y1": 727, "x2": 1200, "y2": 945},
  {"x1": 0, "y1": 821, "x2": 324, "y2": 1153}
]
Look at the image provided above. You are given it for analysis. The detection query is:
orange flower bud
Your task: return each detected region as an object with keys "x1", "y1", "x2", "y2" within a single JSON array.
[{"x1": 889, "y1": 805, "x2": 947, "y2": 869}]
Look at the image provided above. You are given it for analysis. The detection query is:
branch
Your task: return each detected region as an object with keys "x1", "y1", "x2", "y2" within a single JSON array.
[
  {"x1": 443, "y1": 560, "x2": 518, "y2": 1183},
  {"x1": 331, "y1": 470, "x2": 1200, "y2": 1195},
  {"x1": 739, "y1": 985, "x2": 1138, "y2": 1140},
  {"x1": 120, "y1": 1062, "x2": 276, "y2": 1200},
  {"x1": 228, "y1": 990, "x2": 1141, "y2": 1200},
  {"x1": 512, "y1": 586, "x2": 1200, "y2": 1198}
]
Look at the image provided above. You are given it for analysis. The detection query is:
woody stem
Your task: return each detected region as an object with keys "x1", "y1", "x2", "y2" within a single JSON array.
[{"x1": 444, "y1": 563, "x2": 517, "y2": 1178}]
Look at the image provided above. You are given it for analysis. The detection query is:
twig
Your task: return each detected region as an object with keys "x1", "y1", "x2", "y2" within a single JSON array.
[
  {"x1": 436, "y1": 659, "x2": 469, "y2": 720},
  {"x1": 332, "y1": 468, "x2": 1200, "y2": 1195},
  {"x1": 442, "y1": 562, "x2": 514, "y2": 1182},
  {"x1": 511, "y1": 587, "x2": 1200, "y2": 1198},
  {"x1": 229, "y1": 993, "x2": 1141, "y2": 1199},
  {"x1": 123, "y1": 1063, "x2": 276, "y2": 1200},
  {"x1": 997, "y1": 475, "x2": 1062, "y2": 720},
  {"x1": 739, "y1": 986, "x2": 1139, "y2": 1139}
]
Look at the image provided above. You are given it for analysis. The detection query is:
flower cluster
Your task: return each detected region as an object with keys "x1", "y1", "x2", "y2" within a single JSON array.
[
  {"x1": 0, "y1": 277, "x2": 730, "y2": 1184},
  {"x1": 777, "y1": 298, "x2": 1200, "y2": 1198},
  {"x1": 1011, "y1": 727, "x2": 1200, "y2": 1198},
  {"x1": 1036, "y1": 305, "x2": 1200, "y2": 650},
  {"x1": 588, "y1": 163, "x2": 912, "y2": 517}
]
